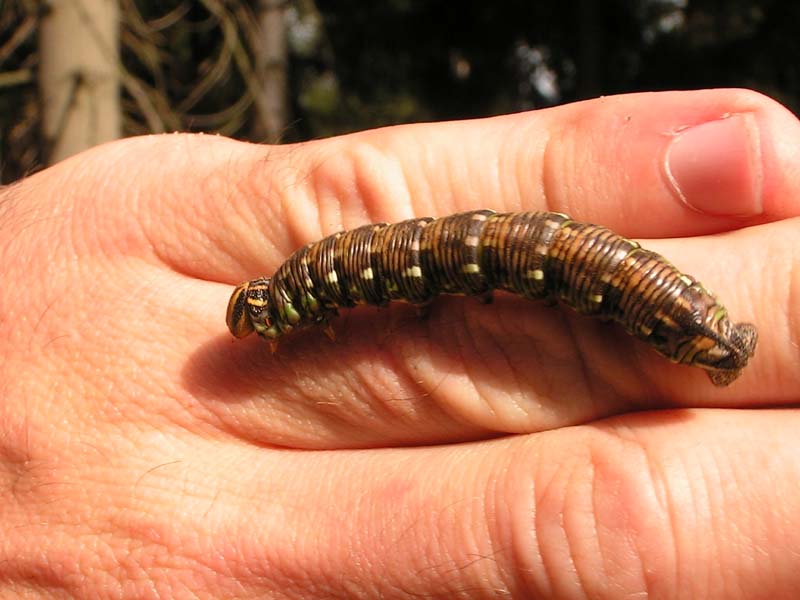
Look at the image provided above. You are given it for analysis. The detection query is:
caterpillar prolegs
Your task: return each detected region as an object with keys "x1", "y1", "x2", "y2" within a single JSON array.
[{"x1": 227, "y1": 210, "x2": 756, "y2": 386}]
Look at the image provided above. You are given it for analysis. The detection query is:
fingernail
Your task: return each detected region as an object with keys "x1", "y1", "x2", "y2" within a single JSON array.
[{"x1": 664, "y1": 114, "x2": 763, "y2": 216}]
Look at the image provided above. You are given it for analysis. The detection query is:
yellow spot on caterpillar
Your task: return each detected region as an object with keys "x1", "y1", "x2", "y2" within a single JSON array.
[
  {"x1": 326, "y1": 271, "x2": 338, "y2": 284},
  {"x1": 285, "y1": 304, "x2": 301, "y2": 325},
  {"x1": 465, "y1": 235, "x2": 480, "y2": 247},
  {"x1": 462, "y1": 263, "x2": 480, "y2": 274},
  {"x1": 406, "y1": 265, "x2": 423, "y2": 278},
  {"x1": 248, "y1": 298, "x2": 267, "y2": 307},
  {"x1": 472, "y1": 213, "x2": 488, "y2": 221},
  {"x1": 640, "y1": 324, "x2": 653, "y2": 336},
  {"x1": 590, "y1": 294, "x2": 603, "y2": 304},
  {"x1": 680, "y1": 275, "x2": 694, "y2": 286},
  {"x1": 361, "y1": 267, "x2": 374, "y2": 280},
  {"x1": 526, "y1": 269, "x2": 544, "y2": 280}
]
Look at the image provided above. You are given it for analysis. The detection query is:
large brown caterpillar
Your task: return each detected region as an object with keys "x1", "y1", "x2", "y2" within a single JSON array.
[{"x1": 227, "y1": 210, "x2": 756, "y2": 385}]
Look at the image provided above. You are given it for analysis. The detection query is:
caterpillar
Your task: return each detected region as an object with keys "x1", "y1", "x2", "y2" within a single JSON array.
[{"x1": 226, "y1": 210, "x2": 756, "y2": 386}]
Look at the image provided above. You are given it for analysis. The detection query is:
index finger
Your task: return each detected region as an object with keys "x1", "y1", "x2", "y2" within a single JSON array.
[{"x1": 77, "y1": 88, "x2": 798, "y2": 285}]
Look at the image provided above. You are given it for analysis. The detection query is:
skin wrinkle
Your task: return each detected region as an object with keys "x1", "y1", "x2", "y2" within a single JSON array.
[
  {"x1": 340, "y1": 370, "x2": 415, "y2": 442},
  {"x1": 247, "y1": 199, "x2": 295, "y2": 273},
  {"x1": 353, "y1": 135, "x2": 419, "y2": 224},
  {"x1": 373, "y1": 348, "x2": 447, "y2": 435},
  {"x1": 456, "y1": 304, "x2": 503, "y2": 422},
  {"x1": 529, "y1": 446, "x2": 568, "y2": 597},
  {"x1": 471, "y1": 457, "x2": 511, "y2": 593},
  {"x1": 220, "y1": 153, "x2": 291, "y2": 271},
  {"x1": 436, "y1": 135, "x2": 471, "y2": 217},
  {"x1": 631, "y1": 425, "x2": 678, "y2": 597},
  {"x1": 403, "y1": 136, "x2": 438, "y2": 220},
  {"x1": 268, "y1": 386, "x2": 354, "y2": 448},
  {"x1": 559, "y1": 455, "x2": 593, "y2": 600},
  {"x1": 493, "y1": 454, "x2": 533, "y2": 596},
  {"x1": 494, "y1": 303, "x2": 547, "y2": 419},
  {"x1": 786, "y1": 249, "x2": 800, "y2": 381},
  {"x1": 515, "y1": 428, "x2": 677, "y2": 599},
  {"x1": 541, "y1": 120, "x2": 574, "y2": 218},
  {"x1": 220, "y1": 153, "x2": 289, "y2": 280},
  {"x1": 461, "y1": 304, "x2": 521, "y2": 423},
  {"x1": 502, "y1": 306, "x2": 575, "y2": 425},
  {"x1": 598, "y1": 432, "x2": 655, "y2": 598},
  {"x1": 182, "y1": 215, "x2": 240, "y2": 284},
  {"x1": 682, "y1": 438, "x2": 712, "y2": 597},
  {"x1": 305, "y1": 145, "x2": 352, "y2": 240},
  {"x1": 560, "y1": 309, "x2": 598, "y2": 415},
  {"x1": 484, "y1": 335, "x2": 539, "y2": 426},
  {"x1": 344, "y1": 366, "x2": 418, "y2": 438},
  {"x1": 459, "y1": 306, "x2": 504, "y2": 421},
  {"x1": 4, "y1": 91, "x2": 800, "y2": 596},
  {"x1": 492, "y1": 339, "x2": 529, "y2": 422},
  {"x1": 335, "y1": 139, "x2": 406, "y2": 226},
  {"x1": 660, "y1": 443, "x2": 687, "y2": 598},
  {"x1": 392, "y1": 342, "x2": 490, "y2": 441},
  {"x1": 496, "y1": 124, "x2": 524, "y2": 213},
  {"x1": 114, "y1": 472, "x2": 247, "y2": 591},
  {"x1": 704, "y1": 443, "x2": 729, "y2": 595},
  {"x1": 586, "y1": 450, "x2": 613, "y2": 596}
]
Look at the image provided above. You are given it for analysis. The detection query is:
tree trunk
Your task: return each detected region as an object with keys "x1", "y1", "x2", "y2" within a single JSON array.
[
  {"x1": 253, "y1": 0, "x2": 289, "y2": 142},
  {"x1": 39, "y1": 0, "x2": 121, "y2": 164}
]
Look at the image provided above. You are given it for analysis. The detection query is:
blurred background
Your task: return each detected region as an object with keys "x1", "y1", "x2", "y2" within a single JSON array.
[{"x1": 1, "y1": 0, "x2": 798, "y2": 183}]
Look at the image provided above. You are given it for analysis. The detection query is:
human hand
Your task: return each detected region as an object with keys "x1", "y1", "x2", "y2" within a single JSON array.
[{"x1": 1, "y1": 89, "x2": 799, "y2": 598}]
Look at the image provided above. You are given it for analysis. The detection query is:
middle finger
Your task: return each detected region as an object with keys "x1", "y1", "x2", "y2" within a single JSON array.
[{"x1": 177, "y1": 217, "x2": 795, "y2": 449}]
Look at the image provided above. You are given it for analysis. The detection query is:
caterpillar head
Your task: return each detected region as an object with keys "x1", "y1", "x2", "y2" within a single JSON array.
[{"x1": 226, "y1": 278, "x2": 275, "y2": 339}]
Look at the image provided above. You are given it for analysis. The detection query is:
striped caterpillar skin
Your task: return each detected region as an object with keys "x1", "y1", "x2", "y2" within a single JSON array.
[{"x1": 227, "y1": 210, "x2": 757, "y2": 386}]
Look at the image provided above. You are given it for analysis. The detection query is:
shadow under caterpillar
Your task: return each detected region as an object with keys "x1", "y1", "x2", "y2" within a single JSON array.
[{"x1": 227, "y1": 210, "x2": 756, "y2": 386}]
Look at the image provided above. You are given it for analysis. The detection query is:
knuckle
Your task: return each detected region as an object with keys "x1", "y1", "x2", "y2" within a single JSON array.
[{"x1": 502, "y1": 430, "x2": 678, "y2": 597}]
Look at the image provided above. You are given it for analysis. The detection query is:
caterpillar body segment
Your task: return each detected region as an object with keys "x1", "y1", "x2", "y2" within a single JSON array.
[{"x1": 226, "y1": 210, "x2": 757, "y2": 385}]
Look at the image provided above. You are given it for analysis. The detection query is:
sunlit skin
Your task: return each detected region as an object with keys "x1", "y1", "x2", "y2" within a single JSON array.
[{"x1": 3, "y1": 89, "x2": 800, "y2": 598}]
